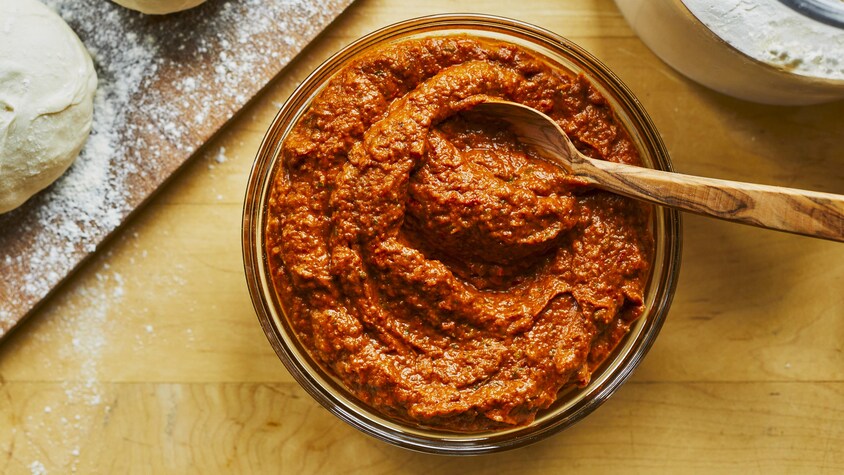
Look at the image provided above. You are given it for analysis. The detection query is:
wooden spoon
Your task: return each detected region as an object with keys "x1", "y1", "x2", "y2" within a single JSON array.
[{"x1": 472, "y1": 100, "x2": 844, "y2": 242}]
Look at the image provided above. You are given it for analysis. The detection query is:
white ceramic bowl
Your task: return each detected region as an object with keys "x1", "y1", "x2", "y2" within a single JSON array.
[{"x1": 615, "y1": 0, "x2": 844, "y2": 105}]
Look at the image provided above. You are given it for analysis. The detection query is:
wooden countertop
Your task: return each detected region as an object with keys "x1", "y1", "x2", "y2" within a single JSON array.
[{"x1": 1, "y1": 0, "x2": 842, "y2": 472}]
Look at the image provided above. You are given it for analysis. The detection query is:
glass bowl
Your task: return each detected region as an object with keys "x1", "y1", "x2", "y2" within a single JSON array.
[{"x1": 243, "y1": 14, "x2": 682, "y2": 454}]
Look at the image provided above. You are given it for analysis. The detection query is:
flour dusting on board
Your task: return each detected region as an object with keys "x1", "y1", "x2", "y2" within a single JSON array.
[{"x1": 0, "y1": 0, "x2": 354, "y2": 336}]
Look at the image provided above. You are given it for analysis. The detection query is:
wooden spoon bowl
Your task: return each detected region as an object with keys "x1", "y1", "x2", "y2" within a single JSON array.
[{"x1": 473, "y1": 100, "x2": 844, "y2": 242}]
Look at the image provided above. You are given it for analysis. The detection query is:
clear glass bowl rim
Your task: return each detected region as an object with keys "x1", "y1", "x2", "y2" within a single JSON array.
[{"x1": 242, "y1": 13, "x2": 683, "y2": 455}]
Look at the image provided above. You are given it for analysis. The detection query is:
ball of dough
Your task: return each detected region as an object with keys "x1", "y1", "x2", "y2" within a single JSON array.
[
  {"x1": 111, "y1": 0, "x2": 207, "y2": 15},
  {"x1": 0, "y1": 0, "x2": 98, "y2": 214}
]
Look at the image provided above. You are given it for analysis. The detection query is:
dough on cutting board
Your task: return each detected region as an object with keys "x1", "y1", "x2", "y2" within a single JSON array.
[
  {"x1": 112, "y1": 0, "x2": 207, "y2": 15},
  {"x1": 0, "y1": 0, "x2": 98, "y2": 214}
]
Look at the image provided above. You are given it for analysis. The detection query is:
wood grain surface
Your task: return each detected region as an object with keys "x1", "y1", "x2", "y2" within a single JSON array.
[{"x1": 1, "y1": 0, "x2": 843, "y2": 473}]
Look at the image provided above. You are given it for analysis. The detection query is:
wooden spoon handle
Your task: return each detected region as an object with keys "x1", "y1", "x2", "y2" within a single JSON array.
[{"x1": 578, "y1": 158, "x2": 844, "y2": 242}]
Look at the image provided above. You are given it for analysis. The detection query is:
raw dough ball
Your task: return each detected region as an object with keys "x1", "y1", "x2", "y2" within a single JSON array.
[
  {"x1": 0, "y1": 0, "x2": 98, "y2": 214},
  {"x1": 111, "y1": 0, "x2": 207, "y2": 15}
]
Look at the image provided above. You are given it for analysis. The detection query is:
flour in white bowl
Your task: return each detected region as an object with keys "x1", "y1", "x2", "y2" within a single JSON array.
[{"x1": 682, "y1": 0, "x2": 844, "y2": 80}]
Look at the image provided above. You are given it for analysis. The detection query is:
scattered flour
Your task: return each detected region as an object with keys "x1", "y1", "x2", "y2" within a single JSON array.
[
  {"x1": 215, "y1": 146, "x2": 228, "y2": 164},
  {"x1": 683, "y1": 0, "x2": 844, "y2": 79},
  {"x1": 2, "y1": 0, "x2": 353, "y2": 465},
  {"x1": 17, "y1": 262, "x2": 124, "y2": 473},
  {"x1": 0, "y1": 0, "x2": 353, "y2": 335},
  {"x1": 29, "y1": 461, "x2": 47, "y2": 475}
]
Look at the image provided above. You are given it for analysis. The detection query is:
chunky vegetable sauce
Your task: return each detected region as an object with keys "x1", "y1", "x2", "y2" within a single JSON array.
[{"x1": 266, "y1": 36, "x2": 653, "y2": 431}]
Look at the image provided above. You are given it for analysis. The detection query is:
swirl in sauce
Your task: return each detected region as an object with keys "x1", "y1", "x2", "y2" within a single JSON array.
[{"x1": 266, "y1": 36, "x2": 653, "y2": 431}]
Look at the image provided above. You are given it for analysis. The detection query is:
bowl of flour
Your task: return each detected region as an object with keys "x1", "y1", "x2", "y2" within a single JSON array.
[{"x1": 616, "y1": 0, "x2": 844, "y2": 105}]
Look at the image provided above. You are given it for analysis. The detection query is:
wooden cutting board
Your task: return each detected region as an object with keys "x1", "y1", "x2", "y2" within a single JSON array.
[{"x1": 0, "y1": 0, "x2": 355, "y2": 338}]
